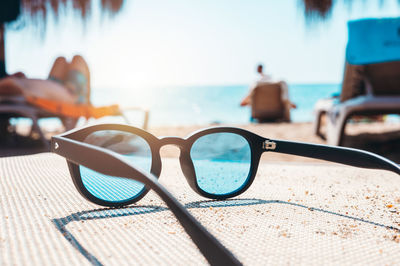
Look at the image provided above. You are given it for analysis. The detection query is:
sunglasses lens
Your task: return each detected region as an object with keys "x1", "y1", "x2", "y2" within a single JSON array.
[
  {"x1": 79, "y1": 130, "x2": 152, "y2": 203},
  {"x1": 190, "y1": 132, "x2": 251, "y2": 196}
]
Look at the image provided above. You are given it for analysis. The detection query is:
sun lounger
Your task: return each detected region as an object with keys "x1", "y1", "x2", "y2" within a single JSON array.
[
  {"x1": 251, "y1": 82, "x2": 288, "y2": 122},
  {"x1": 0, "y1": 94, "x2": 149, "y2": 148},
  {"x1": 0, "y1": 95, "x2": 56, "y2": 147},
  {"x1": 314, "y1": 18, "x2": 400, "y2": 146}
]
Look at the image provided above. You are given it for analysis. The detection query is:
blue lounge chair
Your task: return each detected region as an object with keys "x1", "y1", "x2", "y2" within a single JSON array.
[{"x1": 314, "y1": 17, "x2": 400, "y2": 146}]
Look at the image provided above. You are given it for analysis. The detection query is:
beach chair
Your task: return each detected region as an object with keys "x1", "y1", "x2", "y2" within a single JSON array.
[
  {"x1": 314, "y1": 17, "x2": 400, "y2": 146},
  {"x1": 0, "y1": 94, "x2": 149, "y2": 148},
  {"x1": 0, "y1": 95, "x2": 59, "y2": 146},
  {"x1": 250, "y1": 82, "x2": 288, "y2": 122}
]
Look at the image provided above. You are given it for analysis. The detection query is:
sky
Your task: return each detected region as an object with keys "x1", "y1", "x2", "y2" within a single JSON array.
[{"x1": 5, "y1": 0, "x2": 400, "y2": 90}]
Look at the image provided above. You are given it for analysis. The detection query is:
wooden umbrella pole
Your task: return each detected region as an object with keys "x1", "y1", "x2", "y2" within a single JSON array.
[
  {"x1": 0, "y1": 23, "x2": 5, "y2": 77},
  {"x1": 0, "y1": 23, "x2": 8, "y2": 136},
  {"x1": 0, "y1": 24, "x2": 4, "y2": 60}
]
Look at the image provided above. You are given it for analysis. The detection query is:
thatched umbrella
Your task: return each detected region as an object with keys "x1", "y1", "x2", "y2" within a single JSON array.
[
  {"x1": 0, "y1": 0, "x2": 124, "y2": 78},
  {"x1": 300, "y1": 0, "x2": 335, "y2": 21},
  {"x1": 299, "y1": 0, "x2": 396, "y2": 22}
]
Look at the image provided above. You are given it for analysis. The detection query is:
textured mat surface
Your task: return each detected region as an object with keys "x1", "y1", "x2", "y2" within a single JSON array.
[{"x1": 1, "y1": 153, "x2": 400, "y2": 265}]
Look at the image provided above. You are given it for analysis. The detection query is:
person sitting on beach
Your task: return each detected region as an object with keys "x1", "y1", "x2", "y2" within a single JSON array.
[
  {"x1": 0, "y1": 55, "x2": 90, "y2": 104},
  {"x1": 240, "y1": 64, "x2": 296, "y2": 121}
]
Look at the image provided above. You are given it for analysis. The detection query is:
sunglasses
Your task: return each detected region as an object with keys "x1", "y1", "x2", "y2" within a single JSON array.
[{"x1": 51, "y1": 124, "x2": 400, "y2": 265}]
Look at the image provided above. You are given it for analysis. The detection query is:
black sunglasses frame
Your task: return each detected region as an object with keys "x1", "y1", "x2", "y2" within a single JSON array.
[
  {"x1": 55, "y1": 124, "x2": 400, "y2": 207},
  {"x1": 66, "y1": 125, "x2": 266, "y2": 207},
  {"x1": 51, "y1": 124, "x2": 400, "y2": 266}
]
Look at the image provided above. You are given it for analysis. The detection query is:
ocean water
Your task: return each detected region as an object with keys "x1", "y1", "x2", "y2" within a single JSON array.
[
  {"x1": 13, "y1": 83, "x2": 341, "y2": 129},
  {"x1": 92, "y1": 83, "x2": 341, "y2": 126}
]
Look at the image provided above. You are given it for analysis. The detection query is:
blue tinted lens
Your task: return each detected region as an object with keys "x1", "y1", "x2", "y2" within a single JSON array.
[
  {"x1": 79, "y1": 130, "x2": 152, "y2": 203},
  {"x1": 190, "y1": 132, "x2": 251, "y2": 196}
]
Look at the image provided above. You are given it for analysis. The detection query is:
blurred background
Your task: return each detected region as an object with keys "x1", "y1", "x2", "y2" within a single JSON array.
[
  {"x1": 4, "y1": 0, "x2": 400, "y2": 126},
  {"x1": 0, "y1": 0, "x2": 399, "y2": 161}
]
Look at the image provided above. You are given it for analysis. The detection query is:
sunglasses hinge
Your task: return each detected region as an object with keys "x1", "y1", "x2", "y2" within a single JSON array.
[{"x1": 263, "y1": 140, "x2": 276, "y2": 150}]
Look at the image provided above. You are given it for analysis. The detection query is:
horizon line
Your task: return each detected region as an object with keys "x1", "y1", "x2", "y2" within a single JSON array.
[{"x1": 93, "y1": 82, "x2": 342, "y2": 90}]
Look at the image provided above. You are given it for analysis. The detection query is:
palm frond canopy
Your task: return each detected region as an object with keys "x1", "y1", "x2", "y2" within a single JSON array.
[
  {"x1": 301, "y1": 0, "x2": 399, "y2": 22},
  {"x1": 0, "y1": 0, "x2": 124, "y2": 26},
  {"x1": 1, "y1": 0, "x2": 395, "y2": 27},
  {"x1": 0, "y1": 0, "x2": 125, "y2": 78}
]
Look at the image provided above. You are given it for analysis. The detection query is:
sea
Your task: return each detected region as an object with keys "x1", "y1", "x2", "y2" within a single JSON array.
[
  {"x1": 89, "y1": 83, "x2": 342, "y2": 127},
  {"x1": 23, "y1": 82, "x2": 400, "y2": 129},
  {"x1": 14, "y1": 82, "x2": 399, "y2": 129}
]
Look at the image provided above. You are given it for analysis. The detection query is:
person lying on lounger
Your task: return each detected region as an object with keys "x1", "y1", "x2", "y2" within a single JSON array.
[{"x1": 0, "y1": 55, "x2": 90, "y2": 104}]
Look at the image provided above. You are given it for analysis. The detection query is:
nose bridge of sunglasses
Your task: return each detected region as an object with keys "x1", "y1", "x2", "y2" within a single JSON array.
[
  {"x1": 158, "y1": 137, "x2": 186, "y2": 157},
  {"x1": 157, "y1": 136, "x2": 199, "y2": 194},
  {"x1": 158, "y1": 136, "x2": 186, "y2": 147}
]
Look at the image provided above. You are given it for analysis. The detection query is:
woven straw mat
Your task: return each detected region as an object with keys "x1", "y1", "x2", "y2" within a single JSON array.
[{"x1": 1, "y1": 153, "x2": 399, "y2": 265}]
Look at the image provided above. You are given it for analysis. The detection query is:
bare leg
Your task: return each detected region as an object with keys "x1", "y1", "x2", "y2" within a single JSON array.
[
  {"x1": 240, "y1": 94, "x2": 251, "y2": 106},
  {"x1": 68, "y1": 55, "x2": 91, "y2": 103},
  {"x1": 278, "y1": 81, "x2": 292, "y2": 122},
  {"x1": 284, "y1": 103, "x2": 291, "y2": 122},
  {"x1": 48, "y1": 56, "x2": 68, "y2": 82}
]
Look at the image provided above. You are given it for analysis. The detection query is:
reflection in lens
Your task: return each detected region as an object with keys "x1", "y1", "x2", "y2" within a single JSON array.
[
  {"x1": 79, "y1": 130, "x2": 152, "y2": 202},
  {"x1": 190, "y1": 132, "x2": 251, "y2": 196}
]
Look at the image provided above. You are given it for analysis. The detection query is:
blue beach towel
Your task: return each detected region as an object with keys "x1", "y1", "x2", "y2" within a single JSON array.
[{"x1": 346, "y1": 17, "x2": 400, "y2": 65}]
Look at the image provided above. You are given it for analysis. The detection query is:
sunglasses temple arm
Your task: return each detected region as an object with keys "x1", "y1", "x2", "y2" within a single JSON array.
[
  {"x1": 270, "y1": 140, "x2": 400, "y2": 175},
  {"x1": 51, "y1": 137, "x2": 241, "y2": 266},
  {"x1": 143, "y1": 173, "x2": 242, "y2": 266}
]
